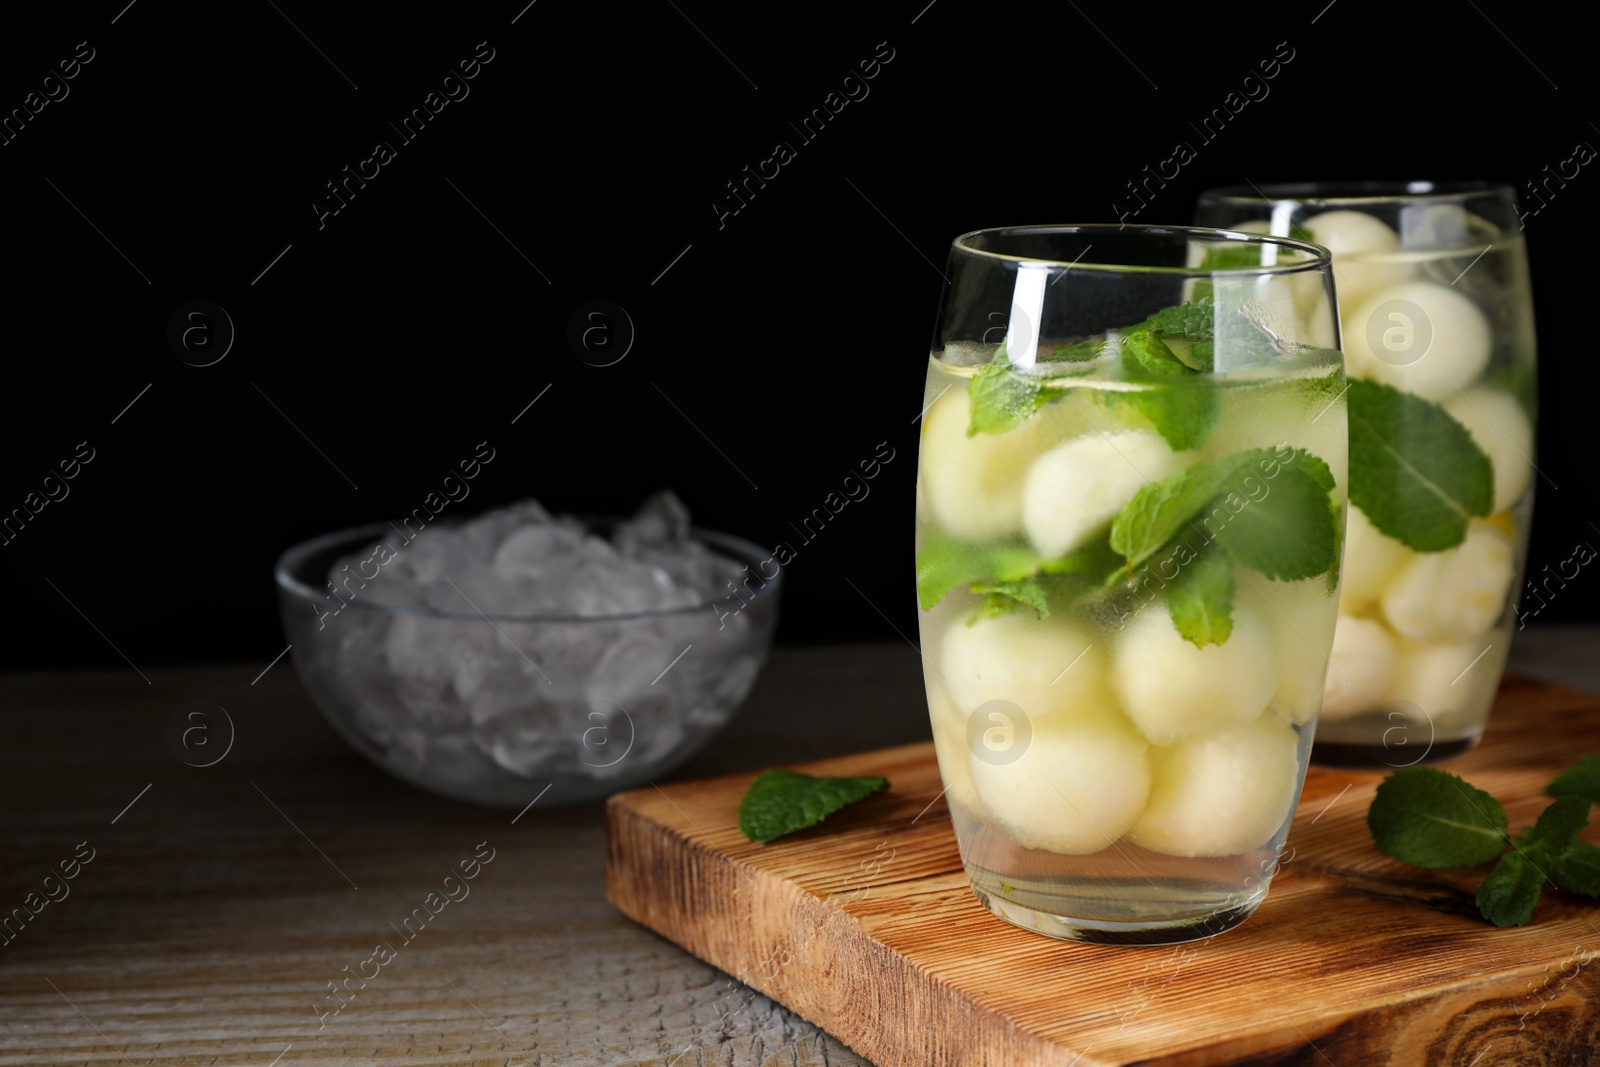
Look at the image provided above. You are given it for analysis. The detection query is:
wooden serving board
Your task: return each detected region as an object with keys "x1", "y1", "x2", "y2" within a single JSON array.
[{"x1": 605, "y1": 674, "x2": 1600, "y2": 1067}]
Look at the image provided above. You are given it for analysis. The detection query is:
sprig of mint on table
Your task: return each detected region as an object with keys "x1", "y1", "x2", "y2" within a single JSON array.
[
  {"x1": 738, "y1": 770, "x2": 889, "y2": 844},
  {"x1": 1367, "y1": 756, "x2": 1600, "y2": 926}
]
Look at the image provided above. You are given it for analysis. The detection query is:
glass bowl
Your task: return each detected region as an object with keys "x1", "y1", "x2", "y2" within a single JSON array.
[{"x1": 274, "y1": 521, "x2": 780, "y2": 806}]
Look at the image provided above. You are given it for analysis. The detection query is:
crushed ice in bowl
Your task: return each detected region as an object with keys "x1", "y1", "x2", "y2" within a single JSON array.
[{"x1": 309, "y1": 491, "x2": 768, "y2": 796}]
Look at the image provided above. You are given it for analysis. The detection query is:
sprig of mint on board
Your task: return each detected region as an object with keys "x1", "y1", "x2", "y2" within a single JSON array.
[
  {"x1": 738, "y1": 770, "x2": 889, "y2": 844},
  {"x1": 1347, "y1": 379, "x2": 1494, "y2": 552},
  {"x1": 1367, "y1": 758, "x2": 1600, "y2": 927}
]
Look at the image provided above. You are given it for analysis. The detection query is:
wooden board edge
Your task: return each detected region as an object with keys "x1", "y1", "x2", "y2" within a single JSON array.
[{"x1": 605, "y1": 791, "x2": 1092, "y2": 1067}]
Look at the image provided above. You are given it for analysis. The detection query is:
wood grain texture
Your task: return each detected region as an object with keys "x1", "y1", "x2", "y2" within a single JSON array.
[
  {"x1": 605, "y1": 673, "x2": 1600, "y2": 1067},
  {"x1": 0, "y1": 649, "x2": 929, "y2": 1067}
]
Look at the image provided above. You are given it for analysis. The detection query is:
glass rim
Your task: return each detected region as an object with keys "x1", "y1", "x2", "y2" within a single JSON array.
[
  {"x1": 951, "y1": 224, "x2": 1331, "y2": 277},
  {"x1": 274, "y1": 520, "x2": 778, "y2": 624},
  {"x1": 1197, "y1": 179, "x2": 1516, "y2": 207}
]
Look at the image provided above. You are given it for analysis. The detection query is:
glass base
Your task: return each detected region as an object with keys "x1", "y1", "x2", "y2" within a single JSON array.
[
  {"x1": 1311, "y1": 732, "x2": 1480, "y2": 769},
  {"x1": 969, "y1": 878, "x2": 1267, "y2": 946}
]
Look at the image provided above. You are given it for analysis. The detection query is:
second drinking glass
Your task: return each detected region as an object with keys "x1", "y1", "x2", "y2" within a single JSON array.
[
  {"x1": 1196, "y1": 182, "x2": 1537, "y2": 767},
  {"x1": 916, "y1": 225, "x2": 1346, "y2": 944}
]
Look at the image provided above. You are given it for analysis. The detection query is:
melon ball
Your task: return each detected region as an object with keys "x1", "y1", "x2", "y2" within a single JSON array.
[
  {"x1": 920, "y1": 386, "x2": 1059, "y2": 541},
  {"x1": 969, "y1": 716, "x2": 1151, "y2": 854},
  {"x1": 1022, "y1": 430, "x2": 1187, "y2": 558},
  {"x1": 1249, "y1": 579, "x2": 1338, "y2": 727},
  {"x1": 1444, "y1": 387, "x2": 1535, "y2": 514},
  {"x1": 1129, "y1": 718, "x2": 1302, "y2": 858},
  {"x1": 1382, "y1": 520, "x2": 1514, "y2": 641},
  {"x1": 1341, "y1": 281, "x2": 1491, "y2": 402},
  {"x1": 1321, "y1": 615, "x2": 1400, "y2": 723},
  {"x1": 1303, "y1": 210, "x2": 1412, "y2": 311},
  {"x1": 1385, "y1": 638, "x2": 1509, "y2": 728},
  {"x1": 941, "y1": 611, "x2": 1113, "y2": 726},
  {"x1": 930, "y1": 716, "x2": 988, "y2": 823},
  {"x1": 1339, "y1": 504, "x2": 1415, "y2": 614},
  {"x1": 1111, "y1": 598, "x2": 1279, "y2": 744}
]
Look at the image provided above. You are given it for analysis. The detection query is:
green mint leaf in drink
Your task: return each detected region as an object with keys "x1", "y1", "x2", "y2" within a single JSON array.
[
  {"x1": 966, "y1": 358, "x2": 1054, "y2": 437},
  {"x1": 1210, "y1": 464, "x2": 1340, "y2": 582},
  {"x1": 1476, "y1": 853, "x2": 1544, "y2": 927},
  {"x1": 1141, "y1": 298, "x2": 1216, "y2": 341},
  {"x1": 1112, "y1": 386, "x2": 1220, "y2": 452},
  {"x1": 1548, "y1": 754, "x2": 1600, "y2": 804},
  {"x1": 1039, "y1": 337, "x2": 1105, "y2": 363},
  {"x1": 970, "y1": 577, "x2": 1050, "y2": 621},
  {"x1": 1347, "y1": 379, "x2": 1494, "y2": 552},
  {"x1": 1165, "y1": 544, "x2": 1235, "y2": 648},
  {"x1": 915, "y1": 534, "x2": 1039, "y2": 611},
  {"x1": 1122, "y1": 329, "x2": 1189, "y2": 376},
  {"x1": 1185, "y1": 339, "x2": 1215, "y2": 373},
  {"x1": 1288, "y1": 224, "x2": 1315, "y2": 243},
  {"x1": 738, "y1": 769, "x2": 889, "y2": 844},
  {"x1": 1110, "y1": 461, "x2": 1222, "y2": 572},
  {"x1": 1475, "y1": 795, "x2": 1592, "y2": 925},
  {"x1": 1551, "y1": 840, "x2": 1600, "y2": 897},
  {"x1": 1367, "y1": 767, "x2": 1508, "y2": 868}
]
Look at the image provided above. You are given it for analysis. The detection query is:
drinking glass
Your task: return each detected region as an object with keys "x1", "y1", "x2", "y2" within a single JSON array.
[
  {"x1": 1196, "y1": 182, "x2": 1537, "y2": 767},
  {"x1": 916, "y1": 225, "x2": 1345, "y2": 943}
]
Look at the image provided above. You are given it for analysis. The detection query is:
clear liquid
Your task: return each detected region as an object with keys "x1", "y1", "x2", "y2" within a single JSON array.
[
  {"x1": 916, "y1": 351, "x2": 1344, "y2": 942},
  {"x1": 1315, "y1": 236, "x2": 1536, "y2": 763}
]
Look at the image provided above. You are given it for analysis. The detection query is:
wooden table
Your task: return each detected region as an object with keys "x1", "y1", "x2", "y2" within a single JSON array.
[{"x1": 1, "y1": 632, "x2": 1595, "y2": 1066}]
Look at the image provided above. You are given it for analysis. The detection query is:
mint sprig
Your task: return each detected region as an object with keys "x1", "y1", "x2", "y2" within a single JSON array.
[
  {"x1": 915, "y1": 533, "x2": 1039, "y2": 612},
  {"x1": 1477, "y1": 796, "x2": 1592, "y2": 927},
  {"x1": 917, "y1": 444, "x2": 1342, "y2": 645},
  {"x1": 1347, "y1": 379, "x2": 1494, "y2": 552},
  {"x1": 738, "y1": 770, "x2": 889, "y2": 844},
  {"x1": 1367, "y1": 761, "x2": 1600, "y2": 927},
  {"x1": 1368, "y1": 768, "x2": 1508, "y2": 868},
  {"x1": 966, "y1": 358, "x2": 1055, "y2": 437},
  {"x1": 1105, "y1": 446, "x2": 1340, "y2": 645},
  {"x1": 1548, "y1": 754, "x2": 1600, "y2": 803},
  {"x1": 1165, "y1": 543, "x2": 1234, "y2": 646}
]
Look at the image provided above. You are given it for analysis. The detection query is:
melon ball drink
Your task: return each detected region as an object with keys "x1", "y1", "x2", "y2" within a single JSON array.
[
  {"x1": 1196, "y1": 183, "x2": 1537, "y2": 767},
  {"x1": 917, "y1": 226, "x2": 1347, "y2": 944}
]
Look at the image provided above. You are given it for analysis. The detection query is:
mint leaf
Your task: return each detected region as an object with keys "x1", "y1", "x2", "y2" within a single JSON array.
[
  {"x1": 1476, "y1": 796, "x2": 1591, "y2": 926},
  {"x1": 1115, "y1": 387, "x2": 1219, "y2": 451},
  {"x1": 1166, "y1": 544, "x2": 1234, "y2": 647},
  {"x1": 1552, "y1": 840, "x2": 1600, "y2": 897},
  {"x1": 1040, "y1": 338, "x2": 1104, "y2": 363},
  {"x1": 967, "y1": 359, "x2": 1052, "y2": 436},
  {"x1": 1211, "y1": 465, "x2": 1340, "y2": 581},
  {"x1": 1096, "y1": 309, "x2": 1244, "y2": 451},
  {"x1": 738, "y1": 769, "x2": 889, "y2": 844},
  {"x1": 970, "y1": 577, "x2": 1050, "y2": 621},
  {"x1": 1289, "y1": 224, "x2": 1315, "y2": 243},
  {"x1": 1368, "y1": 768, "x2": 1508, "y2": 868},
  {"x1": 1123, "y1": 329, "x2": 1188, "y2": 376},
  {"x1": 1348, "y1": 379, "x2": 1494, "y2": 552},
  {"x1": 1548, "y1": 755, "x2": 1600, "y2": 804},
  {"x1": 1110, "y1": 462, "x2": 1222, "y2": 571},
  {"x1": 1477, "y1": 853, "x2": 1545, "y2": 927},
  {"x1": 1196, "y1": 243, "x2": 1265, "y2": 271},
  {"x1": 915, "y1": 534, "x2": 1039, "y2": 611},
  {"x1": 1142, "y1": 299, "x2": 1215, "y2": 341},
  {"x1": 1517, "y1": 794, "x2": 1592, "y2": 858}
]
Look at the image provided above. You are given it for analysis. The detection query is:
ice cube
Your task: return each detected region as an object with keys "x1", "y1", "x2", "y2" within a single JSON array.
[{"x1": 614, "y1": 490, "x2": 691, "y2": 551}]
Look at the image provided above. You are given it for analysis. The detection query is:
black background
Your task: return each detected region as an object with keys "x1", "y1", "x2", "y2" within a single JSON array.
[{"x1": 1, "y1": 0, "x2": 1593, "y2": 673}]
